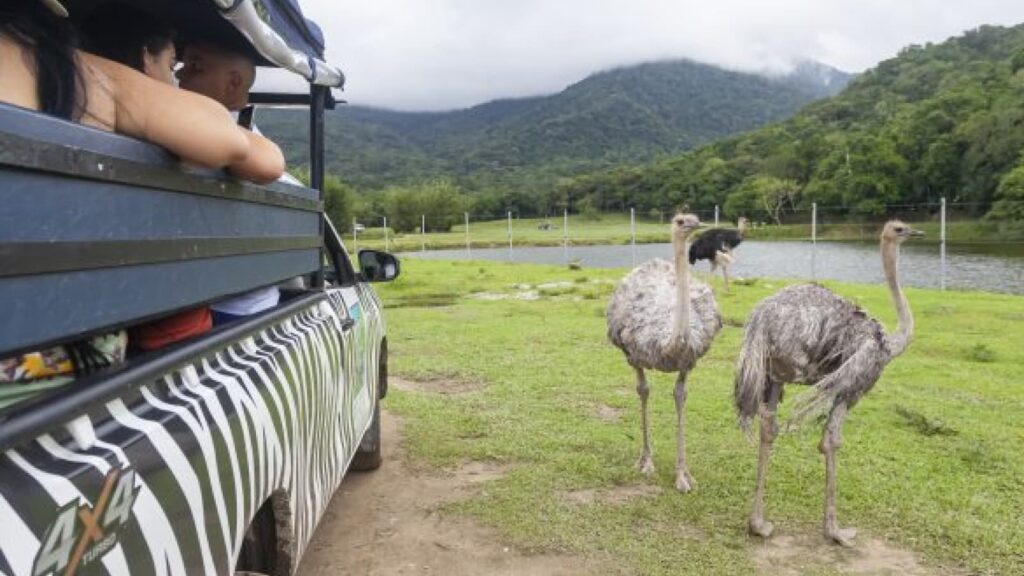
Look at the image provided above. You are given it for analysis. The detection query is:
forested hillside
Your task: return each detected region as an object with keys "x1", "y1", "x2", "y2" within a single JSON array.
[
  {"x1": 259, "y1": 58, "x2": 847, "y2": 199},
  {"x1": 559, "y1": 24, "x2": 1024, "y2": 222}
]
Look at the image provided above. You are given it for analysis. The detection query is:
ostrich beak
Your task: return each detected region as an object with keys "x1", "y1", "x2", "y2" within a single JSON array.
[{"x1": 908, "y1": 229, "x2": 925, "y2": 237}]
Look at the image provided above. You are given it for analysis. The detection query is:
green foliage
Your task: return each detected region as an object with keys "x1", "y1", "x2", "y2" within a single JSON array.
[
  {"x1": 289, "y1": 167, "x2": 358, "y2": 232},
  {"x1": 987, "y1": 159, "x2": 1024, "y2": 220},
  {"x1": 379, "y1": 180, "x2": 469, "y2": 233},
  {"x1": 724, "y1": 175, "x2": 800, "y2": 224},
  {"x1": 263, "y1": 25, "x2": 1024, "y2": 224},
  {"x1": 560, "y1": 23, "x2": 1024, "y2": 221},
  {"x1": 257, "y1": 60, "x2": 847, "y2": 208}
]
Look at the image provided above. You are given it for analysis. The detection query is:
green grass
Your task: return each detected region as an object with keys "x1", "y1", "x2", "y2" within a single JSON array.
[
  {"x1": 374, "y1": 259, "x2": 1024, "y2": 576},
  {"x1": 348, "y1": 214, "x2": 1024, "y2": 253}
]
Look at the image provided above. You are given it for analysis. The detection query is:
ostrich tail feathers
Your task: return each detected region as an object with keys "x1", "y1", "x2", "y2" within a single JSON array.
[{"x1": 734, "y1": 325, "x2": 769, "y2": 432}]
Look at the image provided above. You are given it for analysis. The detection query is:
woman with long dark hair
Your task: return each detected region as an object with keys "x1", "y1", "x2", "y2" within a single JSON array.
[
  {"x1": 0, "y1": 0, "x2": 84, "y2": 120},
  {"x1": 81, "y1": 3, "x2": 179, "y2": 85}
]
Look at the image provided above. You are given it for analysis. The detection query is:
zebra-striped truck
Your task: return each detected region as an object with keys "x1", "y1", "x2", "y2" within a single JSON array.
[{"x1": 0, "y1": 1, "x2": 398, "y2": 575}]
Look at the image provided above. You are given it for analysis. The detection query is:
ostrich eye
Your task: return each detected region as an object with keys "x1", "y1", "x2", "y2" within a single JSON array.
[{"x1": 895, "y1": 226, "x2": 905, "y2": 233}]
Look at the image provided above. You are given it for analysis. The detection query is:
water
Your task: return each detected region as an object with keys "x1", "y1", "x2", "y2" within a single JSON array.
[{"x1": 400, "y1": 240, "x2": 1024, "y2": 294}]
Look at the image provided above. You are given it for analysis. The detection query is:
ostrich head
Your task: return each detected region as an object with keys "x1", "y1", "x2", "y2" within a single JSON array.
[
  {"x1": 737, "y1": 217, "x2": 750, "y2": 232},
  {"x1": 881, "y1": 220, "x2": 925, "y2": 244},
  {"x1": 671, "y1": 213, "x2": 702, "y2": 242}
]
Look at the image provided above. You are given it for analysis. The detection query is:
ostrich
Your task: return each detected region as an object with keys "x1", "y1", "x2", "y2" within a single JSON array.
[
  {"x1": 734, "y1": 220, "x2": 924, "y2": 546},
  {"x1": 688, "y1": 217, "x2": 748, "y2": 292},
  {"x1": 606, "y1": 213, "x2": 722, "y2": 492}
]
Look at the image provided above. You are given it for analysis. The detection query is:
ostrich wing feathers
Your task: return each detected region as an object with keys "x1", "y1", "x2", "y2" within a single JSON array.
[{"x1": 607, "y1": 259, "x2": 721, "y2": 372}]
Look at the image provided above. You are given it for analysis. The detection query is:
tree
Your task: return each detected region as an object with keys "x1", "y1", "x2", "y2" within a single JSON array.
[
  {"x1": 289, "y1": 168, "x2": 360, "y2": 232},
  {"x1": 725, "y1": 176, "x2": 800, "y2": 224},
  {"x1": 381, "y1": 180, "x2": 469, "y2": 233},
  {"x1": 987, "y1": 160, "x2": 1024, "y2": 220}
]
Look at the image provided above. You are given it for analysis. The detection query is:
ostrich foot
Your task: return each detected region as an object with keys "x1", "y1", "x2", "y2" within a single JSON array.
[
  {"x1": 825, "y1": 526, "x2": 857, "y2": 547},
  {"x1": 748, "y1": 518, "x2": 774, "y2": 538},
  {"x1": 635, "y1": 455, "x2": 655, "y2": 478},
  {"x1": 673, "y1": 469, "x2": 696, "y2": 493}
]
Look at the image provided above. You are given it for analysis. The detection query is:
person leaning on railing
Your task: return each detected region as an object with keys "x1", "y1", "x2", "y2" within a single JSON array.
[
  {"x1": 176, "y1": 39, "x2": 304, "y2": 324},
  {"x1": 0, "y1": 0, "x2": 287, "y2": 406}
]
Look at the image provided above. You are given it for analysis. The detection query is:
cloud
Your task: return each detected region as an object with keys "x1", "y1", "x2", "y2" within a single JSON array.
[{"x1": 283, "y1": 0, "x2": 1024, "y2": 111}]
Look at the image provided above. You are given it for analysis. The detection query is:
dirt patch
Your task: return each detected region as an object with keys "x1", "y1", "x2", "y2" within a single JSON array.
[
  {"x1": 297, "y1": 412, "x2": 599, "y2": 576},
  {"x1": 562, "y1": 484, "x2": 661, "y2": 506},
  {"x1": 392, "y1": 375, "x2": 485, "y2": 395},
  {"x1": 451, "y1": 460, "x2": 510, "y2": 485},
  {"x1": 751, "y1": 533, "x2": 950, "y2": 576},
  {"x1": 595, "y1": 404, "x2": 624, "y2": 422},
  {"x1": 469, "y1": 290, "x2": 540, "y2": 301}
]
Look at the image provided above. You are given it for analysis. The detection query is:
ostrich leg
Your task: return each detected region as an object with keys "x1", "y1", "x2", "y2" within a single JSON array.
[
  {"x1": 820, "y1": 402, "x2": 856, "y2": 546},
  {"x1": 749, "y1": 383, "x2": 781, "y2": 538},
  {"x1": 634, "y1": 367, "x2": 655, "y2": 477},
  {"x1": 673, "y1": 372, "x2": 695, "y2": 492},
  {"x1": 714, "y1": 250, "x2": 734, "y2": 292}
]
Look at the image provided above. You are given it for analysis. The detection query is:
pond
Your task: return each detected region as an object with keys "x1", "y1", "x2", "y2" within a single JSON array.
[{"x1": 399, "y1": 240, "x2": 1024, "y2": 295}]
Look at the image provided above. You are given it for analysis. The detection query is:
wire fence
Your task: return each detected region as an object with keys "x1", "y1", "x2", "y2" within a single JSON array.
[{"x1": 348, "y1": 199, "x2": 1024, "y2": 291}]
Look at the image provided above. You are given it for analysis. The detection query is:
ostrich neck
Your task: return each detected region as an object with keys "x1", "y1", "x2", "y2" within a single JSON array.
[
  {"x1": 673, "y1": 236, "x2": 691, "y2": 343},
  {"x1": 882, "y1": 239, "x2": 913, "y2": 357}
]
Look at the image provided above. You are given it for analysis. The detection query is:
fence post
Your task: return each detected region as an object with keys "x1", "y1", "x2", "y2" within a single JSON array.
[
  {"x1": 563, "y1": 208, "x2": 569, "y2": 266},
  {"x1": 630, "y1": 207, "x2": 637, "y2": 267},
  {"x1": 383, "y1": 216, "x2": 389, "y2": 252},
  {"x1": 940, "y1": 197, "x2": 947, "y2": 291},
  {"x1": 352, "y1": 217, "x2": 358, "y2": 254},
  {"x1": 421, "y1": 214, "x2": 426, "y2": 252},
  {"x1": 811, "y1": 203, "x2": 817, "y2": 281},
  {"x1": 507, "y1": 210, "x2": 513, "y2": 261},
  {"x1": 465, "y1": 212, "x2": 470, "y2": 258},
  {"x1": 714, "y1": 205, "x2": 720, "y2": 226}
]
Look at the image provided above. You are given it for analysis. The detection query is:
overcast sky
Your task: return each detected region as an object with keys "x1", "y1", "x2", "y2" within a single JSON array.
[{"x1": 286, "y1": 0, "x2": 1024, "y2": 111}]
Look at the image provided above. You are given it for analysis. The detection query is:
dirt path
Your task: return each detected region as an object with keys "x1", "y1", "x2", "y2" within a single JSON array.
[{"x1": 294, "y1": 409, "x2": 597, "y2": 576}]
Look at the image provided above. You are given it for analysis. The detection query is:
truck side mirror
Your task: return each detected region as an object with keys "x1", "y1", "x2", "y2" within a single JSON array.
[{"x1": 358, "y1": 250, "x2": 400, "y2": 282}]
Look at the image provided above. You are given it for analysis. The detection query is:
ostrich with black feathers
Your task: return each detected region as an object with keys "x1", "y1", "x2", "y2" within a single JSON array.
[{"x1": 688, "y1": 217, "x2": 748, "y2": 292}]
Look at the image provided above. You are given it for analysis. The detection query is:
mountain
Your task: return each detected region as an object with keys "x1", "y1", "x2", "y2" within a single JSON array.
[
  {"x1": 557, "y1": 24, "x2": 1024, "y2": 220},
  {"x1": 774, "y1": 59, "x2": 853, "y2": 98},
  {"x1": 258, "y1": 58, "x2": 847, "y2": 193}
]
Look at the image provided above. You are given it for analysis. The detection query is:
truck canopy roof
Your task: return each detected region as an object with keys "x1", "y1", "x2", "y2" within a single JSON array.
[{"x1": 65, "y1": 0, "x2": 344, "y2": 87}]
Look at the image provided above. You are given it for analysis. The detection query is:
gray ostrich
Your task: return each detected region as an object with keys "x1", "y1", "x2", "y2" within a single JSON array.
[
  {"x1": 734, "y1": 220, "x2": 924, "y2": 546},
  {"x1": 607, "y1": 213, "x2": 722, "y2": 492}
]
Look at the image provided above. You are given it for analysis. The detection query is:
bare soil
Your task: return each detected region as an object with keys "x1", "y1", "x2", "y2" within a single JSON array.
[
  {"x1": 294, "y1": 411, "x2": 597, "y2": 576},
  {"x1": 391, "y1": 375, "x2": 485, "y2": 395},
  {"x1": 751, "y1": 533, "x2": 951, "y2": 576}
]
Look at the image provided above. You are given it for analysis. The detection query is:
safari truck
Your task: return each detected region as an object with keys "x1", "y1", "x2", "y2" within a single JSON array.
[{"x1": 0, "y1": 1, "x2": 398, "y2": 574}]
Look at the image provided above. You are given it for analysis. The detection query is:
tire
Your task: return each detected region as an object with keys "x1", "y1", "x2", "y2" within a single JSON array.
[{"x1": 349, "y1": 402, "x2": 382, "y2": 471}]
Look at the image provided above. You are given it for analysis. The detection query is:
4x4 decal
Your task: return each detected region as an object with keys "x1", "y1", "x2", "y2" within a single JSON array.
[{"x1": 31, "y1": 466, "x2": 139, "y2": 576}]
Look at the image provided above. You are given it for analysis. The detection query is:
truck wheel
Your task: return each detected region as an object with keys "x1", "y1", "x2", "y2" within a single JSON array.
[{"x1": 349, "y1": 402, "x2": 382, "y2": 471}]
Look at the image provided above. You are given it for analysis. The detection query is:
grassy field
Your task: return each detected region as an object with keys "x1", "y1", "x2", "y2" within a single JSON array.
[
  {"x1": 372, "y1": 258, "x2": 1024, "y2": 576},
  {"x1": 351, "y1": 214, "x2": 1024, "y2": 253}
]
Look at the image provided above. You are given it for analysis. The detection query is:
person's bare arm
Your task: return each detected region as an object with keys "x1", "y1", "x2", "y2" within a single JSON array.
[
  {"x1": 231, "y1": 130, "x2": 286, "y2": 184},
  {"x1": 81, "y1": 53, "x2": 284, "y2": 181}
]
